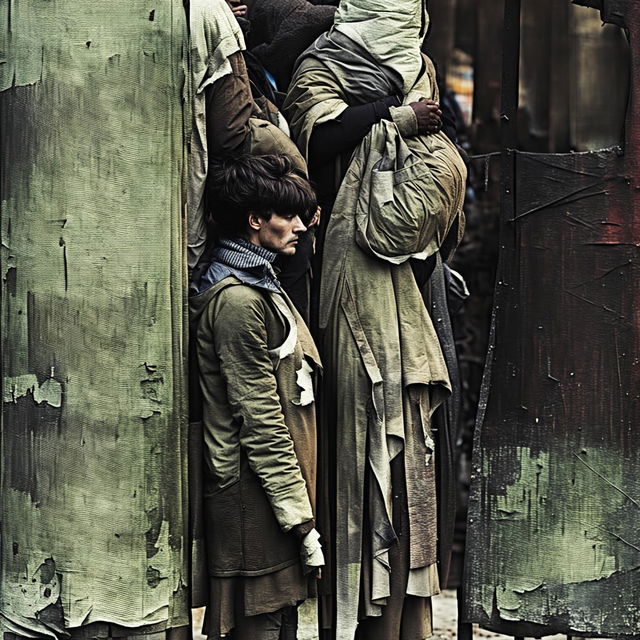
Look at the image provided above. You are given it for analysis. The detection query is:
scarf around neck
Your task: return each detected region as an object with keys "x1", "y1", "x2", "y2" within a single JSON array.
[{"x1": 195, "y1": 237, "x2": 282, "y2": 295}]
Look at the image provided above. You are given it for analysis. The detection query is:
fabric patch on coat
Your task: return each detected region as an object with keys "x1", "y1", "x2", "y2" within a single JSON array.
[
  {"x1": 269, "y1": 295, "x2": 298, "y2": 366},
  {"x1": 293, "y1": 360, "x2": 314, "y2": 406}
]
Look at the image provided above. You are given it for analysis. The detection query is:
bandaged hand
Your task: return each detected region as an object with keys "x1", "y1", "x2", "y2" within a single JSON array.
[
  {"x1": 409, "y1": 99, "x2": 443, "y2": 135},
  {"x1": 300, "y1": 528, "x2": 325, "y2": 577}
]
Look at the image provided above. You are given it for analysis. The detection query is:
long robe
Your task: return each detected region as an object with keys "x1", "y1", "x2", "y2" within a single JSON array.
[{"x1": 284, "y1": 6, "x2": 467, "y2": 638}]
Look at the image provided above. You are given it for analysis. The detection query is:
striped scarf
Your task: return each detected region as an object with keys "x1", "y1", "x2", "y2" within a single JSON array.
[{"x1": 212, "y1": 237, "x2": 281, "y2": 291}]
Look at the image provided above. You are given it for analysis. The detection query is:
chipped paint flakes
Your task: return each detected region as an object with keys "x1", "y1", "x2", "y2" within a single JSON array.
[{"x1": 3, "y1": 374, "x2": 62, "y2": 408}]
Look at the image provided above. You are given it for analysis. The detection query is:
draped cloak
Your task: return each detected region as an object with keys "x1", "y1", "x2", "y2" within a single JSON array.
[{"x1": 284, "y1": 3, "x2": 467, "y2": 637}]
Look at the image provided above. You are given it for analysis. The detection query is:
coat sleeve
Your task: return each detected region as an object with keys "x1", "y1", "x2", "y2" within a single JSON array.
[
  {"x1": 209, "y1": 287, "x2": 314, "y2": 532},
  {"x1": 205, "y1": 52, "x2": 253, "y2": 157},
  {"x1": 307, "y1": 95, "x2": 401, "y2": 166}
]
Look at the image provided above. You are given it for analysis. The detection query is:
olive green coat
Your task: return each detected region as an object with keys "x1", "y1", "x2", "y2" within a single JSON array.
[{"x1": 190, "y1": 276, "x2": 321, "y2": 577}]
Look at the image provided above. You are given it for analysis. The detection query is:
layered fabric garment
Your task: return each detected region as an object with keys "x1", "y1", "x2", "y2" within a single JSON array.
[
  {"x1": 284, "y1": 2, "x2": 467, "y2": 638},
  {"x1": 188, "y1": 0, "x2": 245, "y2": 270}
]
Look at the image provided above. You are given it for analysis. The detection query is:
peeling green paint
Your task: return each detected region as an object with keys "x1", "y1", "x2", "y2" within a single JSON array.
[
  {"x1": 1, "y1": 0, "x2": 189, "y2": 635},
  {"x1": 465, "y1": 139, "x2": 640, "y2": 636},
  {"x1": 471, "y1": 444, "x2": 640, "y2": 633},
  {"x1": 3, "y1": 373, "x2": 62, "y2": 407}
]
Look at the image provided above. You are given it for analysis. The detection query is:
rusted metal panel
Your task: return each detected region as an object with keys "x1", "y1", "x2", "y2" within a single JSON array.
[
  {"x1": 465, "y1": 148, "x2": 640, "y2": 636},
  {"x1": 464, "y1": 0, "x2": 640, "y2": 635}
]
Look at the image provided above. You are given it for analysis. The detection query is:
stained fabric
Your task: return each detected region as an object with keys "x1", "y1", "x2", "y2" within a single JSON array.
[
  {"x1": 204, "y1": 52, "x2": 254, "y2": 159},
  {"x1": 355, "y1": 457, "x2": 435, "y2": 640},
  {"x1": 425, "y1": 257, "x2": 466, "y2": 588},
  {"x1": 202, "y1": 567, "x2": 309, "y2": 638},
  {"x1": 332, "y1": 0, "x2": 429, "y2": 95},
  {"x1": 0, "y1": 1, "x2": 190, "y2": 636},
  {"x1": 311, "y1": 119, "x2": 460, "y2": 638},
  {"x1": 190, "y1": 238, "x2": 322, "y2": 635}
]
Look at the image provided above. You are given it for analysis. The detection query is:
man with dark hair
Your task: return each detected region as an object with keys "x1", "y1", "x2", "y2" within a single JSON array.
[{"x1": 190, "y1": 155, "x2": 324, "y2": 640}]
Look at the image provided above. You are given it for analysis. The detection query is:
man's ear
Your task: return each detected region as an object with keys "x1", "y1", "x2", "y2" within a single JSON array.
[{"x1": 247, "y1": 211, "x2": 262, "y2": 231}]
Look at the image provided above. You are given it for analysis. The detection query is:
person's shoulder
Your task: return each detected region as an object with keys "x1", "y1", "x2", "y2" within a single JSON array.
[
  {"x1": 212, "y1": 285, "x2": 272, "y2": 336},
  {"x1": 296, "y1": 56, "x2": 330, "y2": 74},
  {"x1": 216, "y1": 283, "x2": 269, "y2": 311}
]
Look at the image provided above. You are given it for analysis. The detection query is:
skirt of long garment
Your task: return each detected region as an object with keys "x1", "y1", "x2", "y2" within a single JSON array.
[
  {"x1": 202, "y1": 564, "x2": 313, "y2": 639},
  {"x1": 355, "y1": 454, "x2": 434, "y2": 640}
]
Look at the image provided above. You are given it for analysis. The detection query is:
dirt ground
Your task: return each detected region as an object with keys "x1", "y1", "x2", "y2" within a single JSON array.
[{"x1": 191, "y1": 589, "x2": 528, "y2": 640}]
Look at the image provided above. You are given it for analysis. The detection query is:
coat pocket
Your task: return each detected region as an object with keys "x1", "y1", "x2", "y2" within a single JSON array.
[
  {"x1": 204, "y1": 480, "x2": 243, "y2": 576},
  {"x1": 204, "y1": 463, "x2": 300, "y2": 577}
]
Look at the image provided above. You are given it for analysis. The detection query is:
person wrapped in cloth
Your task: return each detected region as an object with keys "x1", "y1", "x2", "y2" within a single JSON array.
[
  {"x1": 190, "y1": 155, "x2": 324, "y2": 640},
  {"x1": 284, "y1": 1, "x2": 467, "y2": 639}
]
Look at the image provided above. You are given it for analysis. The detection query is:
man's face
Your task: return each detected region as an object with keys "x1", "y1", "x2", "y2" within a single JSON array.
[{"x1": 255, "y1": 212, "x2": 307, "y2": 256}]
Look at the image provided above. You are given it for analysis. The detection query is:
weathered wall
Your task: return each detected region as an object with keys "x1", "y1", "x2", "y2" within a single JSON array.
[
  {"x1": 464, "y1": 1, "x2": 640, "y2": 635},
  {"x1": 1, "y1": 1, "x2": 189, "y2": 636},
  {"x1": 569, "y1": 3, "x2": 629, "y2": 151}
]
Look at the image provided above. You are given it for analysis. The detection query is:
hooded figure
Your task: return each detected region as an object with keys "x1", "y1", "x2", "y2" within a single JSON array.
[
  {"x1": 284, "y1": 2, "x2": 467, "y2": 639},
  {"x1": 247, "y1": 0, "x2": 337, "y2": 92}
]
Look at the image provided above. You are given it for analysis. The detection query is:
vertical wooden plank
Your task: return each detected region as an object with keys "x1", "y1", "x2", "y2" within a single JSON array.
[
  {"x1": 519, "y1": 0, "x2": 553, "y2": 151},
  {"x1": 454, "y1": 0, "x2": 477, "y2": 56},
  {"x1": 423, "y1": 0, "x2": 458, "y2": 78},
  {"x1": 548, "y1": 0, "x2": 571, "y2": 152},
  {"x1": 473, "y1": 0, "x2": 505, "y2": 152},
  {"x1": 569, "y1": 3, "x2": 630, "y2": 150},
  {"x1": 0, "y1": 1, "x2": 189, "y2": 636},
  {"x1": 500, "y1": 0, "x2": 521, "y2": 150}
]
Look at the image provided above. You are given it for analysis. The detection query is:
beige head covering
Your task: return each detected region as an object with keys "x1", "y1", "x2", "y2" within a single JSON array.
[{"x1": 333, "y1": 0, "x2": 429, "y2": 94}]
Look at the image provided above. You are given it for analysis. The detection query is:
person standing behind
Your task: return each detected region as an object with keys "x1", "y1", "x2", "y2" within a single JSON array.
[
  {"x1": 190, "y1": 155, "x2": 324, "y2": 640},
  {"x1": 284, "y1": 1, "x2": 467, "y2": 639},
  {"x1": 188, "y1": 0, "x2": 307, "y2": 275}
]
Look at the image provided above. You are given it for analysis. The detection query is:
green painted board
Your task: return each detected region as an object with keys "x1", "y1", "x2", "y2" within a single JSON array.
[{"x1": 1, "y1": 1, "x2": 189, "y2": 636}]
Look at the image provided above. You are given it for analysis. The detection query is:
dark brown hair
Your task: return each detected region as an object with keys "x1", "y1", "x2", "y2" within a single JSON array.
[{"x1": 206, "y1": 155, "x2": 317, "y2": 238}]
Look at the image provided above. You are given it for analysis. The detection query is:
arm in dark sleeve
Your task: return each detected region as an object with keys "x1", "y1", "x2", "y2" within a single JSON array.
[
  {"x1": 307, "y1": 95, "x2": 401, "y2": 166},
  {"x1": 205, "y1": 51, "x2": 254, "y2": 157}
]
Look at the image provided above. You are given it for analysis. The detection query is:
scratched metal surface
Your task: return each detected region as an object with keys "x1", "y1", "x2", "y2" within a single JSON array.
[
  {"x1": 464, "y1": 2, "x2": 640, "y2": 635},
  {"x1": 0, "y1": 1, "x2": 189, "y2": 636}
]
